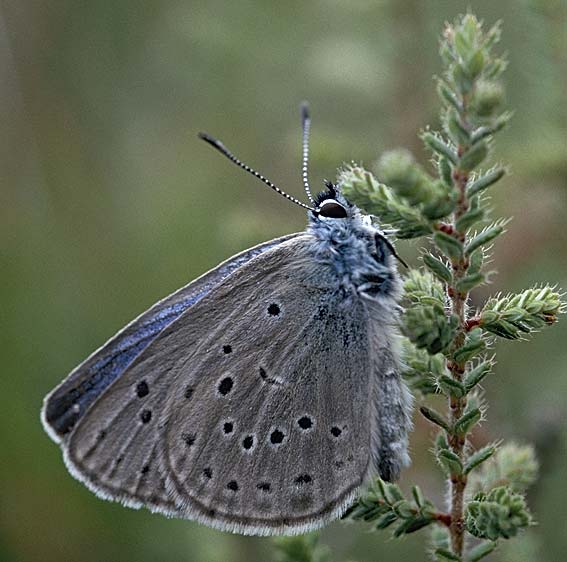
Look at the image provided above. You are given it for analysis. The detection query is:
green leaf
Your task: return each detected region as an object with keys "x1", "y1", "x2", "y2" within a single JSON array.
[
  {"x1": 431, "y1": 526, "x2": 451, "y2": 551},
  {"x1": 420, "y1": 406, "x2": 450, "y2": 431},
  {"x1": 437, "y1": 375, "x2": 466, "y2": 398},
  {"x1": 438, "y1": 156, "x2": 454, "y2": 187},
  {"x1": 392, "y1": 500, "x2": 414, "y2": 518},
  {"x1": 485, "y1": 20, "x2": 502, "y2": 49},
  {"x1": 435, "y1": 430, "x2": 450, "y2": 451},
  {"x1": 466, "y1": 541, "x2": 497, "y2": 562},
  {"x1": 454, "y1": 408, "x2": 482, "y2": 435},
  {"x1": 438, "y1": 449, "x2": 463, "y2": 475},
  {"x1": 453, "y1": 63, "x2": 473, "y2": 95},
  {"x1": 374, "y1": 511, "x2": 398, "y2": 529},
  {"x1": 455, "y1": 206, "x2": 485, "y2": 232},
  {"x1": 463, "y1": 360, "x2": 492, "y2": 392},
  {"x1": 412, "y1": 485, "x2": 425, "y2": 508},
  {"x1": 453, "y1": 328, "x2": 486, "y2": 363},
  {"x1": 446, "y1": 109, "x2": 471, "y2": 145},
  {"x1": 422, "y1": 132, "x2": 458, "y2": 164},
  {"x1": 437, "y1": 81, "x2": 461, "y2": 112},
  {"x1": 459, "y1": 141, "x2": 489, "y2": 172},
  {"x1": 435, "y1": 548, "x2": 462, "y2": 561},
  {"x1": 484, "y1": 57, "x2": 508, "y2": 80},
  {"x1": 465, "y1": 49, "x2": 485, "y2": 79},
  {"x1": 434, "y1": 231, "x2": 464, "y2": 260},
  {"x1": 381, "y1": 481, "x2": 404, "y2": 505},
  {"x1": 467, "y1": 168, "x2": 505, "y2": 197},
  {"x1": 422, "y1": 253, "x2": 453, "y2": 284},
  {"x1": 470, "y1": 112, "x2": 511, "y2": 144},
  {"x1": 467, "y1": 247, "x2": 485, "y2": 275},
  {"x1": 465, "y1": 223, "x2": 505, "y2": 256},
  {"x1": 394, "y1": 515, "x2": 432, "y2": 536},
  {"x1": 455, "y1": 272, "x2": 485, "y2": 293},
  {"x1": 465, "y1": 445, "x2": 496, "y2": 474},
  {"x1": 454, "y1": 26, "x2": 472, "y2": 59}
]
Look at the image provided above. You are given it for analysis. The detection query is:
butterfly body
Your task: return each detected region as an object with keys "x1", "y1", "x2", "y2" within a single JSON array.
[{"x1": 42, "y1": 107, "x2": 412, "y2": 536}]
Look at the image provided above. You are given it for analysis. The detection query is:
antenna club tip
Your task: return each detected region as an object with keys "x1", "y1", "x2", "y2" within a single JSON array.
[
  {"x1": 198, "y1": 132, "x2": 225, "y2": 150},
  {"x1": 198, "y1": 131, "x2": 213, "y2": 142},
  {"x1": 300, "y1": 101, "x2": 310, "y2": 121}
]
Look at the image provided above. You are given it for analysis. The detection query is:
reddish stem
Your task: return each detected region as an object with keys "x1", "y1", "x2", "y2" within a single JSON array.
[
  {"x1": 434, "y1": 512, "x2": 453, "y2": 527},
  {"x1": 464, "y1": 317, "x2": 481, "y2": 331}
]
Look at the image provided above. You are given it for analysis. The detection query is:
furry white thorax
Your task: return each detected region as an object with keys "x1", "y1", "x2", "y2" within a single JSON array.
[{"x1": 307, "y1": 195, "x2": 401, "y2": 302}]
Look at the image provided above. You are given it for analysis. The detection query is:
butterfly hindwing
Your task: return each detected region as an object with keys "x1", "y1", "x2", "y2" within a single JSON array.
[
  {"x1": 65, "y1": 235, "x2": 377, "y2": 535},
  {"x1": 42, "y1": 234, "x2": 298, "y2": 443}
]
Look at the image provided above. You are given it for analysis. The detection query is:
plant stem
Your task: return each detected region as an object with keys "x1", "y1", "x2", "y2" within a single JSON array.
[{"x1": 446, "y1": 113, "x2": 473, "y2": 557}]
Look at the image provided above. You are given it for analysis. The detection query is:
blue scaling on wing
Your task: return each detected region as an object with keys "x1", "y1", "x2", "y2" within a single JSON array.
[{"x1": 45, "y1": 237, "x2": 294, "y2": 438}]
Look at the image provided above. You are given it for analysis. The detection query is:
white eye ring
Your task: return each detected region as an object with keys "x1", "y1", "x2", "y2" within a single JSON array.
[{"x1": 317, "y1": 199, "x2": 347, "y2": 219}]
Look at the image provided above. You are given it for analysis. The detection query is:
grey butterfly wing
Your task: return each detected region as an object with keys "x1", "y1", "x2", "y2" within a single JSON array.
[
  {"x1": 64, "y1": 235, "x2": 377, "y2": 535},
  {"x1": 42, "y1": 233, "x2": 299, "y2": 443}
]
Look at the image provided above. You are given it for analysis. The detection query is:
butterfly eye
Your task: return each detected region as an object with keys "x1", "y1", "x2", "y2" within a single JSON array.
[{"x1": 318, "y1": 199, "x2": 347, "y2": 219}]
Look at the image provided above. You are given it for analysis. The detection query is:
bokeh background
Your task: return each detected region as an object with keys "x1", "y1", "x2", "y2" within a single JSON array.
[{"x1": 1, "y1": 1, "x2": 565, "y2": 561}]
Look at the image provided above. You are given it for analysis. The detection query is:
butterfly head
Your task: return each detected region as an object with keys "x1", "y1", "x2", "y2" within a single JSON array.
[
  {"x1": 198, "y1": 103, "x2": 404, "y2": 267},
  {"x1": 312, "y1": 181, "x2": 351, "y2": 220}
]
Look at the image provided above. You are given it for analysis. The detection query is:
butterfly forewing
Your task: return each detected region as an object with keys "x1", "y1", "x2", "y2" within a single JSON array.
[
  {"x1": 65, "y1": 235, "x2": 375, "y2": 535},
  {"x1": 42, "y1": 234, "x2": 299, "y2": 443}
]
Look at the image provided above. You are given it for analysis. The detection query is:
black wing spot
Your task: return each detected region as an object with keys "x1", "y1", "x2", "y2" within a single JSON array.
[
  {"x1": 267, "y1": 303, "x2": 280, "y2": 316},
  {"x1": 218, "y1": 377, "x2": 233, "y2": 396},
  {"x1": 141, "y1": 464, "x2": 150, "y2": 474},
  {"x1": 227, "y1": 480, "x2": 239, "y2": 492},
  {"x1": 97, "y1": 430, "x2": 106, "y2": 441},
  {"x1": 136, "y1": 380, "x2": 149, "y2": 398},
  {"x1": 259, "y1": 367, "x2": 267, "y2": 380},
  {"x1": 181, "y1": 432, "x2": 196, "y2": 447},
  {"x1": 203, "y1": 467, "x2": 213, "y2": 479},
  {"x1": 223, "y1": 344, "x2": 232, "y2": 354},
  {"x1": 331, "y1": 426, "x2": 342, "y2": 437},
  {"x1": 140, "y1": 409, "x2": 152, "y2": 424},
  {"x1": 294, "y1": 474, "x2": 313, "y2": 485},
  {"x1": 209, "y1": 509, "x2": 216, "y2": 517},
  {"x1": 184, "y1": 385, "x2": 194, "y2": 400},
  {"x1": 298, "y1": 416, "x2": 313, "y2": 430},
  {"x1": 242, "y1": 435, "x2": 254, "y2": 450},
  {"x1": 257, "y1": 482, "x2": 271, "y2": 492},
  {"x1": 223, "y1": 421, "x2": 234, "y2": 434},
  {"x1": 270, "y1": 429, "x2": 285, "y2": 445}
]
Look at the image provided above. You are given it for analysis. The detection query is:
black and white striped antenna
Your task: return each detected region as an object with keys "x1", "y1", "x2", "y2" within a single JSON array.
[
  {"x1": 300, "y1": 102, "x2": 315, "y2": 205},
  {"x1": 198, "y1": 132, "x2": 315, "y2": 212}
]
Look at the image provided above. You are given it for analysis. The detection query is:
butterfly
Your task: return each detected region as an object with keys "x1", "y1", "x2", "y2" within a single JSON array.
[{"x1": 41, "y1": 103, "x2": 412, "y2": 536}]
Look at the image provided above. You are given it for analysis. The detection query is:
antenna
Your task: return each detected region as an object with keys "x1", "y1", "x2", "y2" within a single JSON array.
[
  {"x1": 198, "y1": 132, "x2": 315, "y2": 212},
  {"x1": 376, "y1": 232, "x2": 409, "y2": 268},
  {"x1": 300, "y1": 102, "x2": 315, "y2": 205}
]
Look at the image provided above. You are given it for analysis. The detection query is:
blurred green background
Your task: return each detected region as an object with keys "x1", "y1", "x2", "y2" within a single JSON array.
[{"x1": 1, "y1": 1, "x2": 565, "y2": 561}]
